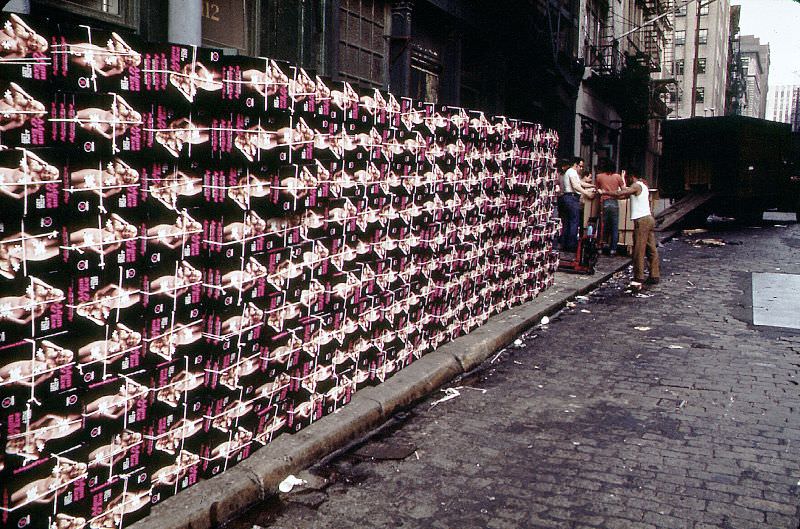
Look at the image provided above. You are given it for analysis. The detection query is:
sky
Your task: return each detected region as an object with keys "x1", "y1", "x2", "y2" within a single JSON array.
[{"x1": 733, "y1": 0, "x2": 800, "y2": 86}]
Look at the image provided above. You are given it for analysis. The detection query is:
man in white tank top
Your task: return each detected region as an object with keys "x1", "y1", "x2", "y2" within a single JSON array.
[{"x1": 601, "y1": 173, "x2": 660, "y2": 286}]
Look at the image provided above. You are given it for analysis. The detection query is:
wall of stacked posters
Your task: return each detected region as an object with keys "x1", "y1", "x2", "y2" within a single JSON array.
[{"x1": 0, "y1": 13, "x2": 561, "y2": 529}]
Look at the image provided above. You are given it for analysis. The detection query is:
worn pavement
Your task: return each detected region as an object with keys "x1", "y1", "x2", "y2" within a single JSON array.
[{"x1": 224, "y1": 222, "x2": 800, "y2": 529}]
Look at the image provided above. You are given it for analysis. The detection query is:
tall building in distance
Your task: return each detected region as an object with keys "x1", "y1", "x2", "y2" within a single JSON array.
[
  {"x1": 767, "y1": 85, "x2": 800, "y2": 132},
  {"x1": 666, "y1": 0, "x2": 731, "y2": 118},
  {"x1": 738, "y1": 35, "x2": 770, "y2": 118}
]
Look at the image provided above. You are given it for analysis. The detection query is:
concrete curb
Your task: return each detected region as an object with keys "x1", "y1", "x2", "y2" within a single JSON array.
[{"x1": 130, "y1": 256, "x2": 632, "y2": 529}]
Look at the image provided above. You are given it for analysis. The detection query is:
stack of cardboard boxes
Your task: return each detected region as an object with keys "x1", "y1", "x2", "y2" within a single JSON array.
[{"x1": 0, "y1": 13, "x2": 562, "y2": 528}]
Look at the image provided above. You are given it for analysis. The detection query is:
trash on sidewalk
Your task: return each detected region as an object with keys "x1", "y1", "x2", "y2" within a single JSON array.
[
  {"x1": 540, "y1": 316, "x2": 550, "y2": 326},
  {"x1": 694, "y1": 238, "x2": 726, "y2": 247},
  {"x1": 634, "y1": 326, "x2": 651, "y2": 331},
  {"x1": 430, "y1": 387, "x2": 461, "y2": 407},
  {"x1": 706, "y1": 214, "x2": 735, "y2": 224},
  {"x1": 682, "y1": 228, "x2": 708, "y2": 236},
  {"x1": 514, "y1": 339, "x2": 524, "y2": 347},
  {"x1": 668, "y1": 345, "x2": 684, "y2": 349},
  {"x1": 278, "y1": 475, "x2": 308, "y2": 493}
]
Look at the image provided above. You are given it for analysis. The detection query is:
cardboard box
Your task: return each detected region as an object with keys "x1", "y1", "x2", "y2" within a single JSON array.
[
  {"x1": 0, "y1": 274, "x2": 66, "y2": 346},
  {"x1": 60, "y1": 211, "x2": 140, "y2": 275},
  {"x1": 50, "y1": 25, "x2": 145, "y2": 94},
  {"x1": 85, "y1": 470, "x2": 151, "y2": 529},
  {"x1": 140, "y1": 43, "x2": 223, "y2": 104},
  {"x1": 1, "y1": 451, "x2": 89, "y2": 529},
  {"x1": 2, "y1": 389, "x2": 83, "y2": 470},
  {"x1": 49, "y1": 91, "x2": 147, "y2": 157},
  {"x1": 0, "y1": 148, "x2": 63, "y2": 236},
  {"x1": 142, "y1": 208, "x2": 204, "y2": 266},
  {"x1": 82, "y1": 370, "x2": 150, "y2": 436},
  {"x1": 142, "y1": 319, "x2": 203, "y2": 363},
  {"x1": 0, "y1": 79, "x2": 49, "y2": 148},
  {"x1": 0, "y1": 334, "x2": 76, "y2": 408},
  {"x1": 140, "y1": 259, "x2": 203, "y2": 321},
  {"x1": 197, "y1": 424, "x2": 254, "y2": 478},
  {"x1": 74, "y1": 428, "x2": 145, "y2": 488},
  {"x1": 220, "y1": 56, "x2": 290, "y2": 114},
  {"x1": 149, "y1": 447, "x2": 201, "y2": 505},
  {"x1": 0, "y1": 13, "x2": 53, "y2": 82},
  {"x1": 203, "y1": 301, "x2": 265, "y2": 343}
]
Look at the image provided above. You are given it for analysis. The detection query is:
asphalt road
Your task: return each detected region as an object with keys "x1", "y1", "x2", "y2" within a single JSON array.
[{"x1": 227, "y1": 222, "x2": 800, "y2": 529}]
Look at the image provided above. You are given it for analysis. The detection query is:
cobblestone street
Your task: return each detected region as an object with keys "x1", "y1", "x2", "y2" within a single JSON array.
[{"x1": 229, "y1": 223, "x2": 800, "y2": 529}]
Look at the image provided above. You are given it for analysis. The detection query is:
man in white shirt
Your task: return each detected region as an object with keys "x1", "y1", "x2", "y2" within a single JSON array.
[
  {"x1": 604, "y1": 173, "x2": 660, "y2": 285},
  {"x1": 558, "y1": 157, "x2": 595, "y2": 251}
]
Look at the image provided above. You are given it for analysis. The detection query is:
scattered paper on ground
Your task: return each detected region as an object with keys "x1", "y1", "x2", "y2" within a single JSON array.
[
  {"x1": 682, "y1": 228, "x2": 708, "y2": 236},
  {"x1": 634, "y1": 326, "x2": 651, "y2": 331},
  {"x1": 279, "y1": 475, "x2": 307, "y2": 493},
  {"x1": 695, "y1": 238, "x2": 726, "y2": 247},
  {"x1": 430, "y1": 388, "x2": 461, "y2": 407}
]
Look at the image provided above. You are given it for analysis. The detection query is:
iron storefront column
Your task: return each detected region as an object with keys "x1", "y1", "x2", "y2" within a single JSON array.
[{"x1": 390, "y1": 0, "x2": 414, "y2": 97}]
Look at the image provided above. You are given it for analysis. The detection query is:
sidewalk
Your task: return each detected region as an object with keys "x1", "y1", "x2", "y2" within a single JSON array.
[{"x1": 131, "y1": 255, "x2": 633, "y2": 529}]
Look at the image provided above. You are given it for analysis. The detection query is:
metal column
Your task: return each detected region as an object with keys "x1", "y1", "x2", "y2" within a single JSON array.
[{"x1": 169, "y1": 0, "x2": 202, "y2": 46}]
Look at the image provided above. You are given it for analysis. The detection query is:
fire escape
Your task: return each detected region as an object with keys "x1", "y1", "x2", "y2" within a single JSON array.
[
  {"x1": 582, "y1": 0, "x2": 673, "y2": 125},
  {"x1": 642, "y1": 0, "x2": 675, "y2": 119},
  {"x1": 725, "y1": 6, "x2": 747, "y2": 116}
]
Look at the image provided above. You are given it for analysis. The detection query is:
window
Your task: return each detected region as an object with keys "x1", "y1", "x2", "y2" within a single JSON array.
[
  {"x1": 741, "y1": 56, "x2": 750, "y2": 74},
  {"x1": 699, "y1": 3, "x2": 709, "y2": 15},
  {"x1": 35, "y1": 0, "x2": 139, "y2": 28},
  {"x1": 674, "y1": 59, "x2": 684, "y2": 75},
  {"x1": 410, "y1": 48, "x2": 440, "y2": 103},
  {"x1": 696, "y1": 87, "x2": 705, "y2": 103},
  {"x1": 676, "y1": 5, "x2": 687, "y2": 16},
  {"x1": 338, "y1": 0, "x2": 388, "y2": 87},
  {"x1": 696, "y1": 58, "x2": 706, "y2": 74},
  {"x1": 698, "y1": 29, "x2": 708, "y2": 44},
  {"x1": 675, "y1": 30, "x2": 686, "y2": 46}
]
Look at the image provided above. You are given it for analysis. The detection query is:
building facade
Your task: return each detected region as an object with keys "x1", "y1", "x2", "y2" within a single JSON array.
[
  {"x1": 575, "y1": 0, "x2": 671, "y2": 182},
  {"x1": 767, "y1": 85, "x2": 800, "y2": 132},
  {"x1": 665, "y1": 0, "x2": 731, "y2": 118},
  {"x1": 738, "y1": 35, "x2": 769, "y2": 119},
  {"x1": 8, "y1": 0, "x2": 585, "y2": 157}
]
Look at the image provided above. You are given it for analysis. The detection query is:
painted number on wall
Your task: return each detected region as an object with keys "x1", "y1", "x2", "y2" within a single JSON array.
[{"x1": 203, "y1": 1, "x2": 221, "y2": 21}]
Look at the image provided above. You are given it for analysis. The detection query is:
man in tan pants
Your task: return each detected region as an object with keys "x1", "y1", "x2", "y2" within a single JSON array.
[{"x1": 601, "y1": 173, "x2": 660, "y2": 285}]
